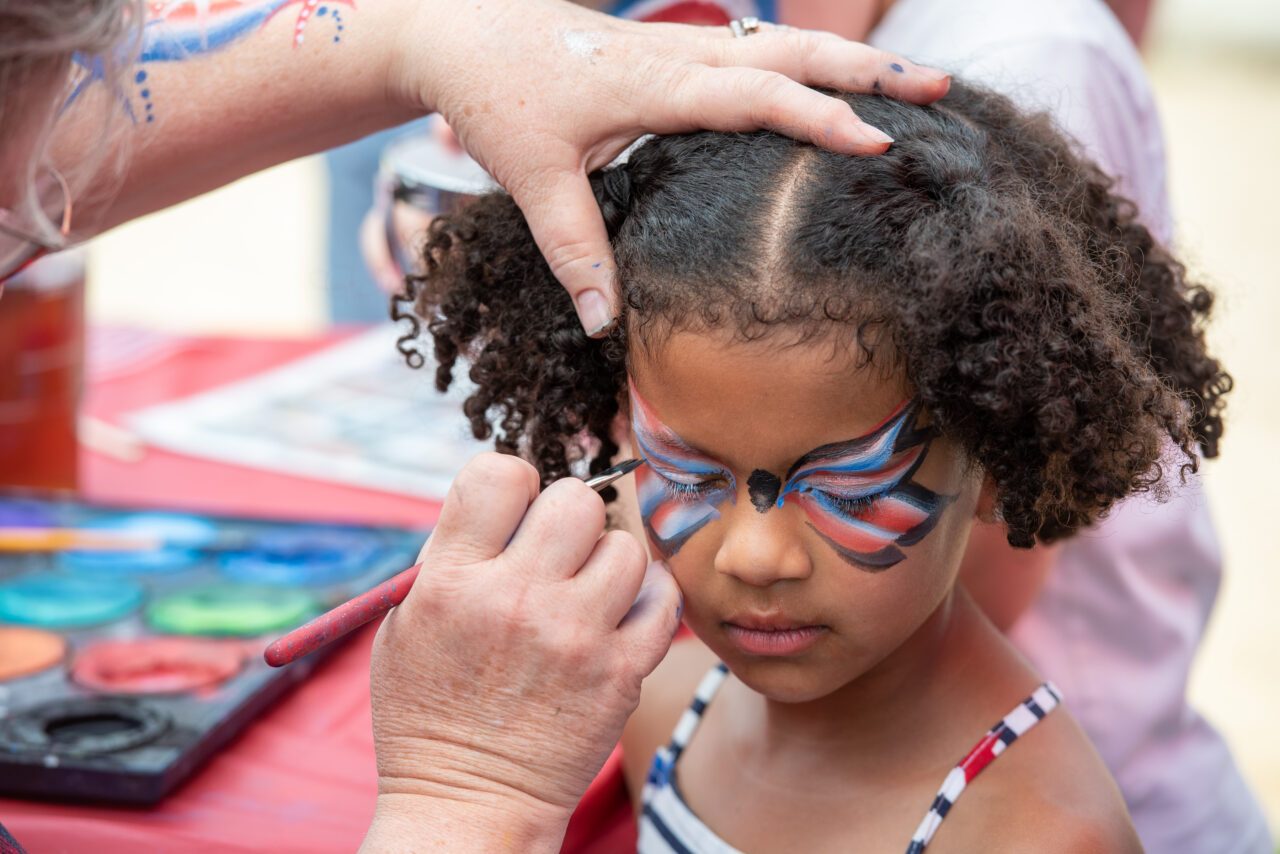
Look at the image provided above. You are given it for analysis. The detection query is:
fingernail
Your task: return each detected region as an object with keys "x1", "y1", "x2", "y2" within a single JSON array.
[
  {"x1": 918, "y1": 64, "x2": 950, "y2": 82},
  {"x1": 862, "y1": 125, "x2": 894, "y2": 146},
  {"x1": 576, "y1": 288, "x2": 615, "y2": 337}
]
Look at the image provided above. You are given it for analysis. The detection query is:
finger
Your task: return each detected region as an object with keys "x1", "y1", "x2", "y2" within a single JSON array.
[
  {"x1": 616, "y1": 561, "x2": 683, "y2": 677},
  {"x1": 719, "y1": 30, "x2": 951, "y2": 105},
  {"x1": 508, "y1": 168, "x2": 618, "y2": 338},
  {"x1": 649, "y1": 66, "x2": 893, "y2": 155},
  {"x1": 574, "y1": 529, "x2": 649, "y2": 629},
  {"x1": 506, "y1": 476, "x2": 608, "y2": 580},
  {"x1": 428, "y1": 452, "x2": 540, "y2": 564}
]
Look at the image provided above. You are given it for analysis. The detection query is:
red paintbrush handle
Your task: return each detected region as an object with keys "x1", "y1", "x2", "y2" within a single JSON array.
[{"x1": 264, "y1": 563, "x2": 422, "y2": 667}]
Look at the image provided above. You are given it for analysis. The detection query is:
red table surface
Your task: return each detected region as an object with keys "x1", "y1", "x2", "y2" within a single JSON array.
[{"x1": 0, "y1": 330, "x2": 634, "y2": 853}]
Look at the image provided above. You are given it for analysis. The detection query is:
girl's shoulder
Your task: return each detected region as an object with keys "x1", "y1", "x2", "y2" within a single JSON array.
[
  {"x1": 620, "y1": 632, "x2": 719, "y2": 808},
  {"x1": 933, "y1": 701, "x2": 1143, "y2": 854}
]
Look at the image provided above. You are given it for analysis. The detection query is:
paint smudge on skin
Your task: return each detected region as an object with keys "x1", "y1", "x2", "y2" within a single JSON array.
[
  {"x1": 562, "y1": 29, "x2": 605, "y2": 61},
  {"x1": 67, "y1": 0, "x2": 355, "y2": 120},
  {"x1": 747, "y1": 469, "x2": 781, "y2": 513},
  {"x1": 890, "y1": 62, "x2": 905, "y2": 73},
  {"x1": 630, "y1": 387, "x2": 735, "y2": 557},
  {"x1": 778, "y1": 398, "x2": 954, "y2": 571}
]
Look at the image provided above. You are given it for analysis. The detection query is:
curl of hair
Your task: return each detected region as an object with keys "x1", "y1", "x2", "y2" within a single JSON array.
[{"x1": 394, "y1": 83, "x2": 1230, "y2": 547}]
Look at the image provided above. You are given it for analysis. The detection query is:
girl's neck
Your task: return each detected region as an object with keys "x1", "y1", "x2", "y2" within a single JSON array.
[{"x1": 741, "y1": 588, "x2": 1031, "y2": 774}]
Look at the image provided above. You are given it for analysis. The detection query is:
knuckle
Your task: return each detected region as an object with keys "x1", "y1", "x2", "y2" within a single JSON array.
[
  {"x1": 541, "y1": 235, "x2": 598, "y2": 278},
  {"x1": 750, "y1": 73, "x2": 793, "y2": 128},
  {"x1": 600, "y1": 529, "x2": 646, "y2": 572},
  {"x1": 794, "y1": 29, "x2": 826, "y2": 61},
  {"x1": 662, "y1": 61, "x2": 707, "y2": 125},
  {"x1": 818, "y1": 97, "x2": 853, "y2": 129},
  {"x1": 543, "y1": 477, "x2": 606, "y2": 522},
  {"x1": 459, "y1": 452, "x2": 536, "y2": 491},
  {"x1": 875, "y1": 48, "x2": 901, "y2": 71}
]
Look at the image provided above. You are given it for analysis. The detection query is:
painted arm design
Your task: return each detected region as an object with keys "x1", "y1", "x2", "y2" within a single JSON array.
[{"x1": 70, "y1": 0, "x2": 354, "y2": 122}]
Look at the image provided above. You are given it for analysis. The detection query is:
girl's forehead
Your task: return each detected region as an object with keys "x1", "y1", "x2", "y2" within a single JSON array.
[{"x1": 628, "y1": 331, "x2": 913, "y2": 468}]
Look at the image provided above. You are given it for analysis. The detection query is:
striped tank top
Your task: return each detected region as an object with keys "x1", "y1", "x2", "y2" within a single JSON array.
[{"x1": 638, "y1": 664, "x2": 1062, "y2": 854}]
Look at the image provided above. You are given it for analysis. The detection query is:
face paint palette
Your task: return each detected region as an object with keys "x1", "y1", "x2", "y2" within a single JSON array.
[{"x1": 0, "y1": 495, "x2": 426, "y2": 805}]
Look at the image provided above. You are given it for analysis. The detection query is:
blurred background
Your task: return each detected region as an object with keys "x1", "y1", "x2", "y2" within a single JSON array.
[{"x1": 81, "y1": 0, "x2": 1280, "y2": 833}]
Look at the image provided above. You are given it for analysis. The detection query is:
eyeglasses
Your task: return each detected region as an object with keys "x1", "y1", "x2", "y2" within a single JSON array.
[{"x1": 0, "y1": 169, "x2": 73, "y2": 285}]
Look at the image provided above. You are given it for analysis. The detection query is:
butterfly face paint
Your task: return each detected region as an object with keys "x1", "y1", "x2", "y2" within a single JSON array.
[
  {"x1": 630, "y1": 388, "x2": 736, "y2": 558},
  {"x1": 778, "y1": 399, "x2": 954, "y2": 571}
]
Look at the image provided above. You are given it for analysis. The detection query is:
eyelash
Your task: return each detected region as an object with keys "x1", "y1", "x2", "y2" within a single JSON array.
[
  {"x1": 819, "y1": 491, "x2": 881, "y2": 517},
  {"x1": 657, "y1": 474, "x2": 728, "y2": 504}
]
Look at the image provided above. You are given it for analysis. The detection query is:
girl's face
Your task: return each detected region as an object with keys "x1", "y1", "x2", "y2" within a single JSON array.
[{"x1": 627, "y1": 331, "x2": 983, "y2": 703}]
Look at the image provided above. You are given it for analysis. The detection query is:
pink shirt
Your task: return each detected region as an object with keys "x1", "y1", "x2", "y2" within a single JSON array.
[{"x1": 872, "y1": 1, "x2": 1272, "y2": 850}]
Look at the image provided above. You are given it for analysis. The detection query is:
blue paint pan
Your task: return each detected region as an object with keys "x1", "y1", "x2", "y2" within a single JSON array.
[
  {"x1": 0, "y1": 572, "x2": 145, "y2": 629},
  {"x1": 60, "y1": 513, "x2": 218, "y2": 576},
  {"x1": 219, "y1": 527, "x2": 382, "y2": 586}
]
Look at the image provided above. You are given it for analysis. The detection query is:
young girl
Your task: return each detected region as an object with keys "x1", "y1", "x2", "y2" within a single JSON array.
[{"x1": 393, "y1": 82, "x2": 1228, "y2": 852}]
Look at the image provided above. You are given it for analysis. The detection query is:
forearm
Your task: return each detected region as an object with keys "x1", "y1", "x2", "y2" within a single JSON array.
[{"x1": 59, "y1": 0, "x2": 443, "y2": 232}]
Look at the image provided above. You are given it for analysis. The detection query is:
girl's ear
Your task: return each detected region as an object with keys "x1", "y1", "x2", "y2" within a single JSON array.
[{"x1": 974, "y1": 473, "x2": 1000, "y2": 523}]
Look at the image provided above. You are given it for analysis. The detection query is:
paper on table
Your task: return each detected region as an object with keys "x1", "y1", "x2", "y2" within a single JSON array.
[{"x1": 125, "y1": 326, "x2": 492, "y2": 499}]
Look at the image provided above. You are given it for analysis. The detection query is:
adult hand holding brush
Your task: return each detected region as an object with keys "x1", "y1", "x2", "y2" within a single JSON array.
[{"x1": 360, "y1": 454, "x2": 680, "y2": 852}]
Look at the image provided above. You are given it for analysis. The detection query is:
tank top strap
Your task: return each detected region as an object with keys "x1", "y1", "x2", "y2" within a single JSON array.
[
  {"x1": 906, "y1": 682, "x2": 1063, "y2": 853},
  {"x1": 642, "y1": 662, "x2": 731, "y2": 803}
]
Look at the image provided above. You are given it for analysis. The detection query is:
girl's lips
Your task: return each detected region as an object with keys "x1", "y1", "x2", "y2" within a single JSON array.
[{"x1": 722, "y1": 623, "x2": 827, "y2": 656}]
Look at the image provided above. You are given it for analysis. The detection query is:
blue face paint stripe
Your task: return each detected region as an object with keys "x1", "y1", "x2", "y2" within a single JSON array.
[
  {"x1": 635, "y1": 434, "x2": 725, "y2": 478},
  {"x1": 783, "y1": 401, "x2": 918, "y2": 483}
]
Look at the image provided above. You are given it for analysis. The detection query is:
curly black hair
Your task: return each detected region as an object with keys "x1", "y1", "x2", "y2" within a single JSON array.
[{"x1": 393, "y1": 82, "x2": 1230, "y2": 548}]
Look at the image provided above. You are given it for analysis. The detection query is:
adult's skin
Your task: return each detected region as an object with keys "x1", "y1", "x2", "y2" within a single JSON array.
[
  {"x1": 2, "y1": 2, "x2": 952, "y2": 849},
  {"x1": 362, "y1": 454, "x2": 681, "y2": 850},
  {"x1": 4, "y1": 0, "x2": 949, "y2": 324}
]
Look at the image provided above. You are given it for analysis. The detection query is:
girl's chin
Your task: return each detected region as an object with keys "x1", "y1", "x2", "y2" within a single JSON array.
[
  {"x1": 709, "y1": 648, "x2": 856, "y2": 705},
  {"x1": 731, "y1": 663, "x2": 849, "y2": 704}
]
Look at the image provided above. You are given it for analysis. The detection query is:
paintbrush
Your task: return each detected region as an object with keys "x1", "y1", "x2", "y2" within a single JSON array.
[{"x1": 264, "y1": 459, "x2": 646, "y2": 667}]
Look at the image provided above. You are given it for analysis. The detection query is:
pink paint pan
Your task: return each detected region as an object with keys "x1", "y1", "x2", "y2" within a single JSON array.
[{"x1": 71, "y1": 638, "x2": 247, "y2": 695}]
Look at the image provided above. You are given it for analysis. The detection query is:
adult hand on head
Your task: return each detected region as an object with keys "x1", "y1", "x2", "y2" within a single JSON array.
[
  {"x1": 392, "y1": 0, "x2": 950, "y2": 336},
  {"x1": 361, "y1": 453, "x2": 680, "y2": 852}
]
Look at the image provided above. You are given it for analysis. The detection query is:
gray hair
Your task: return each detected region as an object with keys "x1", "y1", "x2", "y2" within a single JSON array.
[{"x1": 1, "y1": 0, "x2": 144, "y2": 240}]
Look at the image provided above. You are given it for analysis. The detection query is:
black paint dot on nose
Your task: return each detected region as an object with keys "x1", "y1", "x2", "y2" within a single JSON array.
[{"x1": 747, "y1": 469, "x2": 782, "y2": 514}]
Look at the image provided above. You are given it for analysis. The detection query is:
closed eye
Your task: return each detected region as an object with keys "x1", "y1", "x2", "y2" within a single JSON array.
[
  {"x1": 814, "y1": 489, "x2": 883, "y2": 518},
  {"x1": 656, "y1": 471, "x2": 731, "y2": 503}
]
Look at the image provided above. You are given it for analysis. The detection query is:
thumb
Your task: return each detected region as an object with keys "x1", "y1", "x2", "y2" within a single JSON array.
[
  {"x1": 509, "y1": 168, "x2": 619, "y2": 338},
  {"x1": 617, "y1": 560, "x2": 683, "y2": 680}
]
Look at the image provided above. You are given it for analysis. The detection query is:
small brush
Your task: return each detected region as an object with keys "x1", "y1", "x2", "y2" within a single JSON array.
[{"x1": 264, "y1": 459, "x2": 645, "y2": 667}]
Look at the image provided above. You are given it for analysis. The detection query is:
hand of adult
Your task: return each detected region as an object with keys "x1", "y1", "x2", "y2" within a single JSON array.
[
  {"x1": 393, "y1": 0, "x2": 951, "y2": 336},
  {"x1": 362, "y1": 454, "x2": 680, "y2": 852}
]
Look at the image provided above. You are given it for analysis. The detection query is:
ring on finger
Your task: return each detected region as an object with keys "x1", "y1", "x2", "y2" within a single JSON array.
[{"x1": 728, "y1": 16, "x2": 761, "y2": 38}]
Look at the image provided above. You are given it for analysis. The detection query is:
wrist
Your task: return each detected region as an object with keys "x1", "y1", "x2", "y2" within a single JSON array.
[
  {"x1": 383, "y1": 0, "x2": 468, "y2": 115},
  {"x1": 362, "y1": 790, "x2": 570, "y2": 853},
  {"x1": 383, "y1": 0, "x2": 525, "y2": 116}
]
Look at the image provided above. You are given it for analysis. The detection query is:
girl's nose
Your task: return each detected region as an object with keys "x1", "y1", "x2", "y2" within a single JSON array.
[{"x1": 713, "y1": 501, "x2": 813, "y2": 588}]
